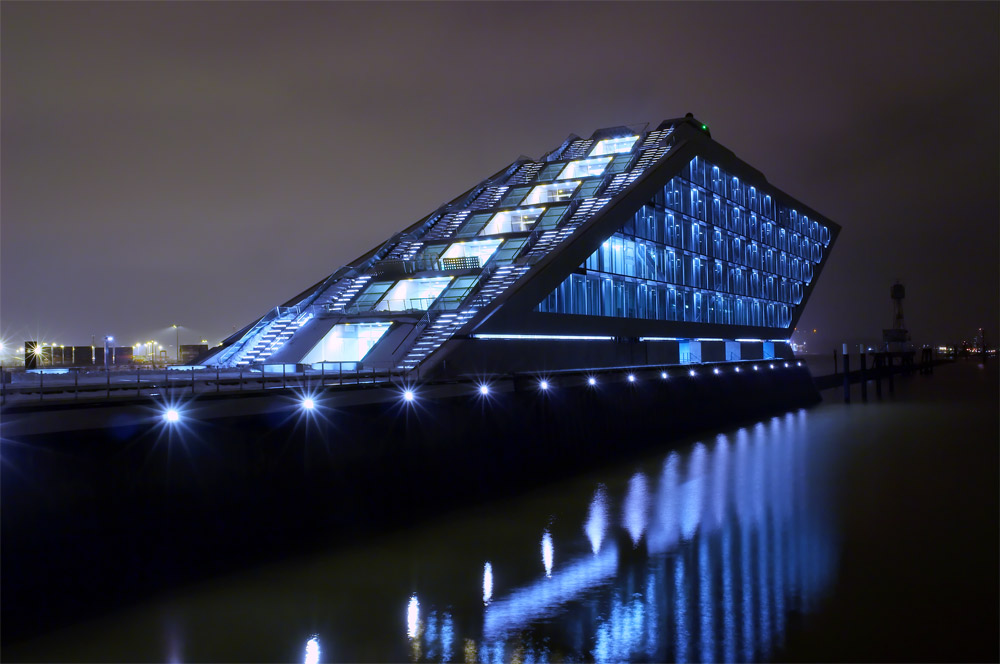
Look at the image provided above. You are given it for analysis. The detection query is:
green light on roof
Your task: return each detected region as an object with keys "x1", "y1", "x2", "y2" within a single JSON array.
[{"x1": 700, "y1": 124, "x2": 708, "y2": 131}]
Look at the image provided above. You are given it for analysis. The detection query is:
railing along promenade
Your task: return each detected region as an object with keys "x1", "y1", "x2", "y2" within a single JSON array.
[{"x1": 0, "y1": 363, "x2": 413, "y2": 406}]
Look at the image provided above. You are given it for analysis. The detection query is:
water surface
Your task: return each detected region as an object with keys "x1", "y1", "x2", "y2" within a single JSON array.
[{"x1": 7, "y1": 360, "x2": 997, "y2": 662}]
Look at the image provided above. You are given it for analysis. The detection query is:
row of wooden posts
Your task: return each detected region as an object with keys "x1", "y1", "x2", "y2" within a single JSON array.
[{"x1": 836, "y1": 344, "x2": 934, "y2": 403}]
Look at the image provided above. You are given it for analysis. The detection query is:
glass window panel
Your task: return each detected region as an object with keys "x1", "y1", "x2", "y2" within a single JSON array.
[
  {"x1": 535, "y1": 163, "x2": 564, "y2": 182},
  {"x1": 456, "y1": 213, "x2": 494, "y2": 238},
  {"x1": 607, "y1": 153, "x2": 632, "y2": 174},
  {"x1": 436, "y1": 276, "x2": 479, "y2": 310},
  {"x1": 479, "y1": 207, "x2": 545, "y2": 235},
  {"x1": 498, "y1": 186, "x2": 531, "y2": 208},
  {"x1": 440, "y1": 239, "x2": 503, "y2": 268},
  {"x1": 418, "y1": 244, "x2": 448, "y2": 261},
  {"x1": 353, "y1": 281, "x2": 394, "y2": 311},
  {"x1": 535, "y1": 204, "x2": 569, "y2": 231},
  {"x1": 309, "y1": 322, "x2": 393, "y2": 363},
  {"x1": 523, "y1": 182, "x2": 580, "y2": 205},
  {"x1": 589, "y1": 136, "x2": 639, "y2": 156},
  {"x1": 493, "y1": 238, "x2": 526, "y2": 263},
  {"x1": 557, "y1": 156, "x2": 612, "y2": 180},
  {"x1": 374, "y1": 277, "x2": 453, "y2": 312},
  {"x1": 577, "y1": 179, "x2": 603, "y2": 198}
]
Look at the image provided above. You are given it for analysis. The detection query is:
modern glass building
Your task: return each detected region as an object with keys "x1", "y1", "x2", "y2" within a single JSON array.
[{"x1": 199, "y1": 115, "x2": 839, "y2": 376}]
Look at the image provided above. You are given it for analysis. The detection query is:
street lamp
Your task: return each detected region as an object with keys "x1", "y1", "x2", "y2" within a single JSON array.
[
  {"x1": 104, "y1": 336, "x2": 114, "y2": 371},
  {"x1": 172, "y1": 324, "x2": 180, "y2": 363}
]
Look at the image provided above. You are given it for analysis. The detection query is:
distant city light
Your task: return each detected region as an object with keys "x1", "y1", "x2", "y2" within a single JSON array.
[
  {"x1": 689, "y1": 369, "x2": 696, "y2": 377},
  {"x1": 301, "y1": 397, "x2": 315, "y2": 410},
  {"x1": 479, "y1": 384, "x2": 490, "y2": 396},
  {"x1": 163, "y1": 409, "x2": 180, "y2": 423},
  {"x1": 769, "y1": 364, "x2": 775, "y2": 369},
  {"x1": 587, "y1": 376, "x2": 597, "y2": 386},
  {"x1": 753, "y1": 365, "x2": 759, "y2": 371},
  {"x1": 713, "y1": 367, "x2": 720, "y2": 374},
  {"x1": 539, "y1": 380, "x2": 549, "y2": 391},
  {"x1": 627, "y1": 374, "x2": 635, "y2": 382},
  {"x1": 403, "y1": 389, "x2": 415, "y2": 402},
  {"x1": 735, "y1": 366, "x2": 741, "y2": 373},
  {"x1": 660, "y1": 371, "x2": 668, "y2": 379}
]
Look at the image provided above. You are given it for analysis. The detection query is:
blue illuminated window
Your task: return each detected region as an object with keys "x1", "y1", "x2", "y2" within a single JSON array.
[{"x1": 536, "y1": 155, "x2": 825, "y2": 330}]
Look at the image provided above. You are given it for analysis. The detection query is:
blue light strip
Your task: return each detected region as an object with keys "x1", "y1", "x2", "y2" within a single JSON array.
[{"x1": 473, "y1": 334, "x2": 614, "y2": 341}]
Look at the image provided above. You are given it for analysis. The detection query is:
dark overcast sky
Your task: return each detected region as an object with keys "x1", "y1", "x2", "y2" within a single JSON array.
[{"x1": 2, "y1": 1, "x2": 997, "y2": 353}]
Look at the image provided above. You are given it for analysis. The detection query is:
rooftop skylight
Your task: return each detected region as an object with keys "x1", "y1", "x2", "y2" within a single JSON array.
[
  {"x1": 589, "y1": 136, "x2": 639, "y2": 156},
  {"x1": 558, "y1": 156, "x2": 612, "y2": 180}
]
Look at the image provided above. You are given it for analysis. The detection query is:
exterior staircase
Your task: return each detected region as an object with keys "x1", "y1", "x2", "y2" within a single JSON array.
[
  {"x1": 223, "y1": 310, "x2": 314, "y2": 367},
  {"x1": 398, "y1": 263, "x2": 531, "y2": 372}
]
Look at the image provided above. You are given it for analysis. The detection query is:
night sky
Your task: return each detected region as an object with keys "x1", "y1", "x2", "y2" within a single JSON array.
[{"x1": 2, "y1": 2, "x2": 997, "y2": 356}]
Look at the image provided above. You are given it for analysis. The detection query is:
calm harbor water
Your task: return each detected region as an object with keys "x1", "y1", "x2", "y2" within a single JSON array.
[{"x1": 6, "y1": 360, "x2": 997, "y2": 662}]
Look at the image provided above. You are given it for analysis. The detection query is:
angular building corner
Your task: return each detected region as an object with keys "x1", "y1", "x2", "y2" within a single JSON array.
[{"x1": 198, "y1": 115, "x2": 840, "y2": 378}]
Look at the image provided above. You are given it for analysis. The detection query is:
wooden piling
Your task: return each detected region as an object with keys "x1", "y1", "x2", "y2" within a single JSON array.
[
  {"x1": 860, "y1": 347, "x2": 868, "y2": 402},
  {"x1": 843, "y1": 343, "x2": 850, "y2": 403}
]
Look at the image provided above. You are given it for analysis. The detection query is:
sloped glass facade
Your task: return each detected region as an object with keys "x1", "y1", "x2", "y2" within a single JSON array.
[
  {"x1": 202, "y1": 117, "x2": 836, "y2": 373},
  {"x1": 537, "y1": 157, "x2": 832, "y2": 329}
]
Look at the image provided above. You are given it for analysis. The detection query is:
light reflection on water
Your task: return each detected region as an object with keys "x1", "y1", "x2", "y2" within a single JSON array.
[
  {"x1": 623, "y1": 472, "x2": 650, "y2": 546},
  {"x1": 407, "y1": 409, "x2": 838, "y2": 663},
  {"x1": 483, "y1": 562, "x2": 493, "y2": 605},
  {"x1": 585, "y1": 485, "x2": 610, "y2": 554},
  {"x1": 541, "y1": 530, "x2": 553, "y2": 578},
  {"x1": 303, "y1": 636, "x2": 320, "y2": 664}
]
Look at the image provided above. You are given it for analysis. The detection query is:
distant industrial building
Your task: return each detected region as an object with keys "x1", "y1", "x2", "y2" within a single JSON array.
[
  {"x1": 200, "y1": 115, "x2": 839, "y2": 376},
  {"x1": 23, "y1": 342, "x2": 133, "y2": 369},
  {"x1": 179, "y1": 344, "x2": 209, "y2": 364}
]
